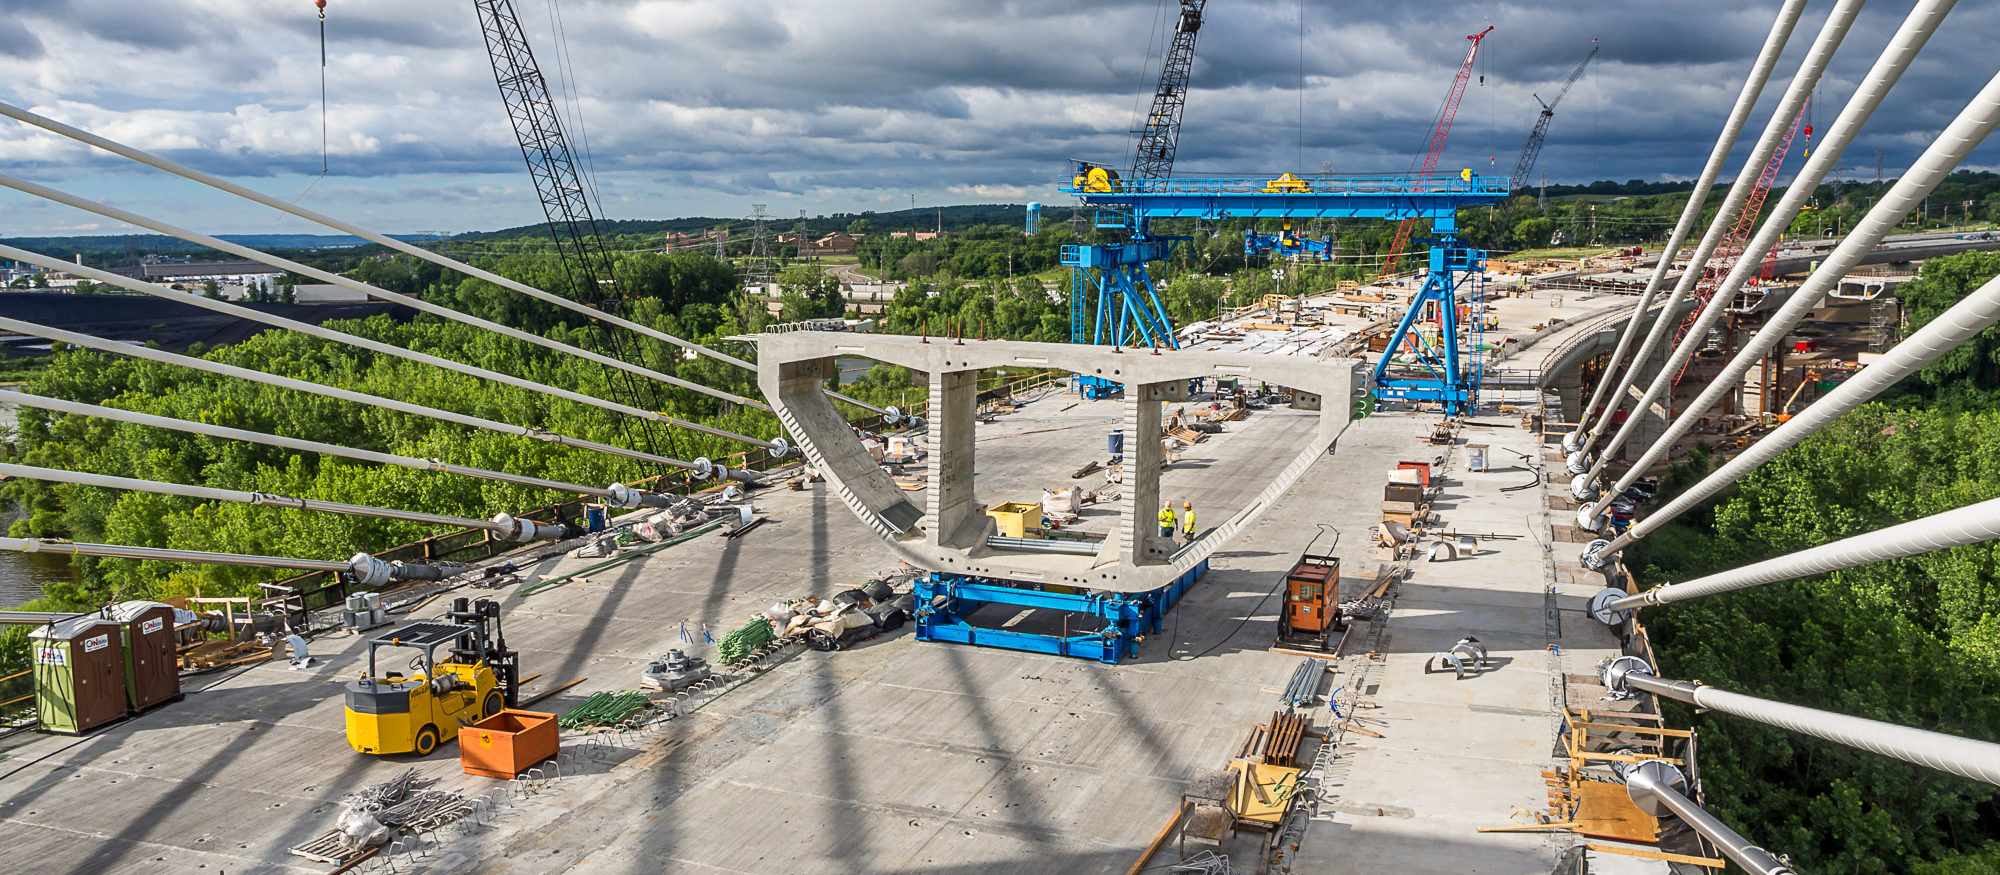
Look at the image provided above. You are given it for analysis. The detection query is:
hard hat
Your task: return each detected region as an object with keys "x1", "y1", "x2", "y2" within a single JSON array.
[{"x1": 1183, "y1": 501, "x2": 1192, "y2": 509}]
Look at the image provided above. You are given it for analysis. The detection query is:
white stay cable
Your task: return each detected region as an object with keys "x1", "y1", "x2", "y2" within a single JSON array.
[
  {"x1": 1586, "y1": 265, "x2": 2000, "y2": 565},
  {"x1": 1570, "y1": 0, "x2": 1810, "y2": 444},
  {"x1": 0, "y1": 99, "x2": 892, "y2": 417},
  {"x1": 0, "y1": 171, "x2": 775, "y2": 417},
  {"x1": 0, "y1": 390, "x2": 677, "y2": 510},
  {"x1": 1580, "y1": 3, "x2": 1975, "y2": 530},
  {"x1": 0, "y1": 240, "x2": 782, "y2": 452},
  {"x1": 0, "y1": 315, "x2": 755, "y2": 482},
  {"x1": 0, "y1": 461, "x2": 567, "y2": 542},
  {"x1": 1571, "y1": 0, "x2": 1864, "y2": 463}
]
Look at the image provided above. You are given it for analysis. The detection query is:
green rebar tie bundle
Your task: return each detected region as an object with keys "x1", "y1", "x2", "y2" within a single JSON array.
[
  {"x1": 558, "y1": 691, "x2": 654, "y2": 728},
  {"x1": 716, "y1": 616, "x2": 776, "y2": 664}
]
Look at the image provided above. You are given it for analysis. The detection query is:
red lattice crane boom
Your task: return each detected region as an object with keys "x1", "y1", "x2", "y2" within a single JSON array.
[
  {"x1": 1671, "y1": 102, "x2": 1809, "y2": 383},
  {"x1": 1378, "y1": 26, "x2": 1492, "y2": 283}
]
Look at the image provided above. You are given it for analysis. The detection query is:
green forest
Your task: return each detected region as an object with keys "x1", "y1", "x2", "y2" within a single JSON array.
[{"x1": 1628, "y1": 251, "x2": 2000, "y2": 872}]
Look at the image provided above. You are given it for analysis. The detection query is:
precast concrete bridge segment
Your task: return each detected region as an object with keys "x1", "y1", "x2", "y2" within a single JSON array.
[{"x1": 754, "y1": 333, "x2": 1364, "y2": 594}]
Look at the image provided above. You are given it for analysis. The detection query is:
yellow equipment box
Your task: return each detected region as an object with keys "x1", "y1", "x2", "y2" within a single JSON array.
[{"x1": 987, "y1": 502, "x2": 1043, "y2": 538}]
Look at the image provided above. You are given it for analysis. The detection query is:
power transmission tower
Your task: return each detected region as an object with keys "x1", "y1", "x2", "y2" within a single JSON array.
[{"x1": 745, "y1": 204, "x2": 774, "y2": 286}]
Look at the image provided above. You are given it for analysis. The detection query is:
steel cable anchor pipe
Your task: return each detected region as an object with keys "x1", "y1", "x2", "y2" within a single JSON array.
[
  {"x1": 1619, "y1": 759, "x2": 1796, "y2": 875},
  {"x1": 1603, "y1": 657, "x2": 2000, "y2": 788}
]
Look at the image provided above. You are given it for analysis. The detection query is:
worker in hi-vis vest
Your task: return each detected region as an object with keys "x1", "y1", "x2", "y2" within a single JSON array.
[
  {"x1": 1181, "y1": 501, "x2": 1196, "y2": 543},
  {"x1": 1159, "y1": 503, "x2": 1177, "y2": 538}
]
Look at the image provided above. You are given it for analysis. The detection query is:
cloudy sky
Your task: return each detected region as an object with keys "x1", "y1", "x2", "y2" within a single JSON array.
[{"x1": 0, "y1": 0, "x2": 1994, "y2": 237}]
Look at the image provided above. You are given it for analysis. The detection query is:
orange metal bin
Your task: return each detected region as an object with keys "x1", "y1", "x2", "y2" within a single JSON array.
[{"x1": 461, "y1": 708, "x2": 558, "y2": 779}]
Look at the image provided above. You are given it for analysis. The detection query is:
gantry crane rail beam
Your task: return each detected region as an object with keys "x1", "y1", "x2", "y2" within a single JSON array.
[{"x1": 1061, "y1": 173, "x2": 1506, "y2": 220}]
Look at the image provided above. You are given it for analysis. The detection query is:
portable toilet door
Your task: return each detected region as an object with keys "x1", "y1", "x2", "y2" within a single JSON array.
[
  {"x1": 29, "y1": 617, "x2": 128, "y2": 735},
  {"x1": 109, "y1": 601, "x2": 181, "y2": 712}
]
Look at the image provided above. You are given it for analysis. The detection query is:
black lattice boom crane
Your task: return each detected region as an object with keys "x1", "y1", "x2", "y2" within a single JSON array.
[
  {"x1": 1130, "y1": 1, "x2": 1205, "y2": 181},
  {"x1": 1509, "y1": 39, "x2": 1598, "y2": 192},
  {"x1": 472, "y1": 0, "x2": 673, "y2": 462}
]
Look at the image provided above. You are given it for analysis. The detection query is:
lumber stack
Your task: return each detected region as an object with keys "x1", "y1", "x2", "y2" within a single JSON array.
[
  {"x1": 1236, "y1": 711, "x2": 1312, "y2": 767},
  {"x1": 178, "y1": 639, "x2": 271, "y2": 671}
]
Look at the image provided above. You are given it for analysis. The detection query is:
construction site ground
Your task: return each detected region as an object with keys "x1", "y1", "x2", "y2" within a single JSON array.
[{"x1": 0, "y1": 387, "x2": 1644, "y2": 873}]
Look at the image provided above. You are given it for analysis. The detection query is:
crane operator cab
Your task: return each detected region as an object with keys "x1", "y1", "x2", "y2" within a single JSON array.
[{"x1": 345, "y1": 597, "x2": 519, "y2": 756}]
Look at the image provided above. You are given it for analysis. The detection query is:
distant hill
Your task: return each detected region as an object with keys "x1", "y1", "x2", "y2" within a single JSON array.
[
  {"x1": 4, "y1": 203, "x2": 1083, "y2": 266},
  {"x1": 0, "y1": 233, "x2": 437, "y2": 269}
]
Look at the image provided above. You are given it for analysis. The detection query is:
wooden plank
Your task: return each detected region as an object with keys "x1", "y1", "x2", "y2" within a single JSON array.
[
  {"x1": 1123, "y1": 800, "x2": 1191, "y2": 875},
  {"x1": 519, "y1": 676, "x2": 587, "y2": 708},
  {"x1": 1583, "y1": 843, "x2": 1725, "y2": 868},
  {"x1": 1571, "y1": 779, "x2": 1661, "y2": 842},
  {"x1": 1571, "y1": 720, "x2": 1693, "y2": 737},
  {"x1": 1477, "y1": 822, "x2": 1579, "y2": 833}
]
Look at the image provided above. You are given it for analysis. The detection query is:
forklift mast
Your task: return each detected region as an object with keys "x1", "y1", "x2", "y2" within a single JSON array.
[{"x1": 446, "y1": 598, "x2": 520, "y2": 708}]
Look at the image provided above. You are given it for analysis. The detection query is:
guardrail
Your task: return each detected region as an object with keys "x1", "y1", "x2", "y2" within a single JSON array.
[
  {"x1": 0, "y1": 668, "x2": 33, "y2": 726},
  {"x1": 1061, "y1": 173, "x2": 1509, "y2": 197}
]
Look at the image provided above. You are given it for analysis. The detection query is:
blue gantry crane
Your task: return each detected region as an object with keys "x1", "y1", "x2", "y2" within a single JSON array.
[
  {"x1": 1062, "y1": 1, "x2": 1205, "y2": 398},
  {"x1": 1061, "y1": 172, "x2": 1507, "y2": 414}
]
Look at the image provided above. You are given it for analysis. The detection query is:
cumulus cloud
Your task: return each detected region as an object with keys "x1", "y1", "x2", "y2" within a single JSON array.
[{"x1": 0, "y1": 0, "x2": 1995, "y2": 234}]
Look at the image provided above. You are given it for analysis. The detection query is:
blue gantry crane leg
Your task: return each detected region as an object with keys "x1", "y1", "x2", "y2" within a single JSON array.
[
  {"x1": 1062, "y1": 237, "x2": 1185, "y2": 398},
  {"x1": 1370, "y1": 236, "x2": 1487, "y2": 415}
]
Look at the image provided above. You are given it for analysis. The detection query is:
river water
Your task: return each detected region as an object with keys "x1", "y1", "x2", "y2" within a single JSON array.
[{"x1": 0, "y1": 507, "x2": 77, "y2": 608}]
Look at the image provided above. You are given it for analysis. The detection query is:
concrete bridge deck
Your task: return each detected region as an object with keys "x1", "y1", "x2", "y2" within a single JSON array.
[{"x1": 0, "y1": 397, "x2": 1645, "y2": 874}]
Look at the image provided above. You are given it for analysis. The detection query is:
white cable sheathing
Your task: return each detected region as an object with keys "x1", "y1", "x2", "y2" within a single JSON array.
[
  {"x1": 1573, "y1": 0, "x2": 1810, "y2": 442},
  {"x1": 0, "y1": 98, "x2": 892, "y2": 416},
  {"x1": 0, "y1": 461, "x2": 518, "y2": 535},
  {"x1": 1610, "y1": 496, "x2": 2000, "y2": 612},
  {"x1": 1585, "y1": 0, "x2": 1959, "y2": 509},
  {"x1": 0, "y1": 390, "x2": 620, "y2": 500},
  {"x1": 1624, "y1": 671, "x2": 2000, "y2": 787},
  {"x1": 0, "y1": 536, "x2": 353, "y2": 573},
  {"x1": 0, "y1": 240, "x2": 777, "y2": 451},
  {"x1": 1577, "y1": 0, "x2": 1865, "y2": 460},
  {"x1": 1604, "y1": 269, "x2": 2000, "y2": 553},
  {"x1": 0, "y1": 315, "x2": 727, "y2": 476}
]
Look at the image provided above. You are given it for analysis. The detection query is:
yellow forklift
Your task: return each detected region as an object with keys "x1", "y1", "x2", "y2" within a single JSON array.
[{"x1": 345, "y1": 598, "x2": 519, "y2": 756}]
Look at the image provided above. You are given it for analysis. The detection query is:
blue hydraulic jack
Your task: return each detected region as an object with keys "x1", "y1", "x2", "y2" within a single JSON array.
[{"x1": 912, "y1": 560, "x2": 1209, "y2": 663}]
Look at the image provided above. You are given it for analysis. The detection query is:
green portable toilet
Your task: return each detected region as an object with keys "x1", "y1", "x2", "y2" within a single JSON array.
[
  {"x1": 29, "y1": 616, "x2": 128, "y2": 735},
  {"x1": 108, "y1": 601, "x2": 181, "y2": 713}
]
